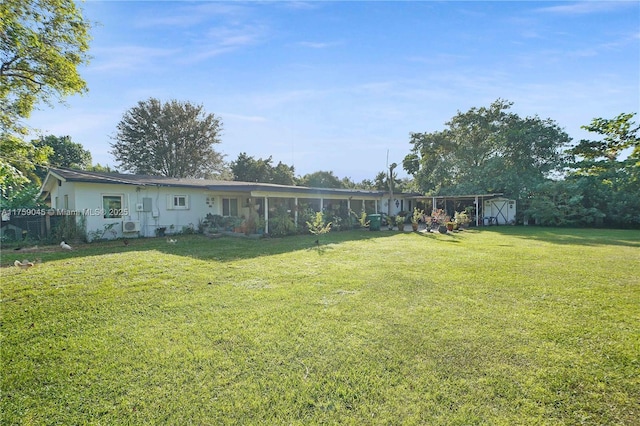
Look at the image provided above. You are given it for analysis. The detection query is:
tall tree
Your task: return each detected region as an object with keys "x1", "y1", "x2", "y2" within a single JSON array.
[
  {"x1": 1, "y1": 0, "x2": 91, "y2": 134},
  {"x1": 404, "y1": 99, "x2": 570, "y2": 199},
  {"x1": 524, "y1": 180, "x2": 604, "y2": 227},
  {"x1": 568, "y1": 113, "x2": 639, "y2": 173},
  {"x1": 1, "y1": 0, "x2": 91, "y2": 199},
  {"x1": 271, "y1": 161, "x2": 296, "y2": 185},
  {"x1": 358, "y1": 178, "x2": 375, "y2": 190},
  {"x1": 231, "y1": 152, "x2": 269, "y2": 182},
  {"x1": 566, "y1": 113, "x2": 640, "y2": 227},
  {"x1": 299, "y1": 171, "x2": 343, "y2": 188},
  {"x1": 372, "y1": 171, "x2": 388, "y2": 190},
  {"x1": 34, "y1": 135, "x2": 92, "y2": 171},
  {"x1": 86, "y1": 163, "x2": 113, "y2": 173},
  {"x1": 0, "y1": 136, "x2": 51, "y2": 207},
  {"x1": 111, "y1": 98, "x2": 224, "y2": 178},
  {"x1": 230, "y1": 153, "x2": 295, "y2": 185},
  {"x1": 489, "y1": 114, "x2": 570, "y2": 199}
]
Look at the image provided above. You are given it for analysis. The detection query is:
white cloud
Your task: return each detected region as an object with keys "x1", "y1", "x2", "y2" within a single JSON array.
[
  {"x1": 536, "y1": 1, "x2": 636, "y2": 15},
  {"x1": 406, "y1": 53, "x2": 469, "y2": 66},
  {"x1": 135, "y1": 3, "x2": 247, "y2": 28},
  {"x1": 90, "y1": 45, "x2": 179, "y2": 72},
  {"x1": 281, "y1": 2, "x2": 323, "y2": 11},
  {"x1": 184, "y1": 24, "x2": 270, "y2": 63},
  {"x1": 296, "y1": 41, "x2": 340, "y2": 49},
  {"x1": 221, "y1": 113, "x2": 268, "y2": 123},
  {"x1": 206, "y1": 26, "x2": 265, "y2": 48},
  {"x1": 248, "y1": 88, "x2": 331, "y2": 109}
]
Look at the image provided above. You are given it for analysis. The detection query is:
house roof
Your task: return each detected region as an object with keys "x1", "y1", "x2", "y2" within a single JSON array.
[{"x1": 42, "y1": 167, "x2": 389, "y2": 198}]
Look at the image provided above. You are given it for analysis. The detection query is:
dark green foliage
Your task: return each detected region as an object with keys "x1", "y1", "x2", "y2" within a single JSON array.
[
  {"x1": 569, "y1": 113, "x2": 639, "y2": 164},
  {"x1": 296, "y1": 204, "x2": 317, "y2": 233},
  {"x1": 52, "y1": 215, "x2": 86, "y2": 243},
  {"x1": 563, "y1": 112, "x2": 640, "y2": 228},
  {"x1": 268, "y1": 205, "x2": 297, "y2": 237},
  {"x1": 524, "y1": 180, "x2": 605, "y2": 226},
  {"x1": 323, "y1": 205, "x2": 353, "y2": 232},
  {"x1": 0, "y1": 0, "x2": 91, "y2": 134},
  {"x1": 230, "y1": 152, "x2": 295, "y2": 185},
  {"x1": 0, "y1": 136, "x2": 52, "y2": 200},
  {"x1": 33, "y1": 135, "x2": 92, "y2": 179},
  {"x1": 204, "y1": 213, "x2": 225, "y2": 230},
  {"x1": 85, "y1": 163, "x2": 114, "y2": 173},
  {"x1": 0, "y1": 182, "x2": 45, "y2": 209},
  {"x1": 299, "y1": 170, "x2": 343, "y2": 188},
  {"x1": 111, "y1": 98, "x2": 224, "y2": 178},
  {"x1": 404, "y1": 99, "x2": 570, "y2": 198}
]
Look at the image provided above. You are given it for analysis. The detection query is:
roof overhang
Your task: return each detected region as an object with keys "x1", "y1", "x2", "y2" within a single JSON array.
[
  {"x1": 40, "y1": 167, "x2": 388, "y2": 199},
  {"x1": 407, "y1": 193, "x2": 504, "y2": 201}
]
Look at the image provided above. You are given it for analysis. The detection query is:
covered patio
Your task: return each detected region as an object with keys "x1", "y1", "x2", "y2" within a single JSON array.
[
  {"x1": 408, "y1": 193, "x2": 505, "y2": 227},
  {"x1": 209, "y1": 183, "x2": 385, "y2": 233}
]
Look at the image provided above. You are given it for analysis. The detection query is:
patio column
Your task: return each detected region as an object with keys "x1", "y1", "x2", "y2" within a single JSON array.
[
  {"x1": 264, "y1": 197, "x2": 269, "y2": 234},
  {"x1": 294, "y1": 197, "x2": 298, "y2": 227},
  {"x1": 320, "y1": 198, "x2": 324, "y2": 212},
  {"x1": 475, "y1": 196, "x2": 479, "y2": 227}
]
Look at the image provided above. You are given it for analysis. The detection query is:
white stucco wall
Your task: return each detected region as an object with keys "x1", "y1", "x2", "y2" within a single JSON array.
[
  {"x1": 381, "y1": 197, "x2": 413, "y2": 216},
  {"x1": 51, "y1": 182, "x2": 237, "y2": 240}
]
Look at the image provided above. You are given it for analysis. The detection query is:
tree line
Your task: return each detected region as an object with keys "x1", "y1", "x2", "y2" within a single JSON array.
[{"x1": 403, "y1": 100, "x2": 639, "y2": 227}]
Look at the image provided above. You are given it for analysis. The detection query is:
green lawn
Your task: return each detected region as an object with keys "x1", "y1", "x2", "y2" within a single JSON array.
[{"x1": 1, "y1": 228, "x2": 639, "y2": 425}]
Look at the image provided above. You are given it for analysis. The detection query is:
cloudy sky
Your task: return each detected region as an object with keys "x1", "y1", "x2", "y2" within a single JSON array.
[{"x1": 27, "y1": 1, "x2": 639, "y2": 181}]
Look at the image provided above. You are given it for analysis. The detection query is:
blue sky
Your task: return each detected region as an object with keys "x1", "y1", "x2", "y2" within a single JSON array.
[{"x1": 28, "y1": 1, "x2": 639, "y2": 181}]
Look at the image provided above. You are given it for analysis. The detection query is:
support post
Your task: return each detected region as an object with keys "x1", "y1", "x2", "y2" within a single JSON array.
[
  {"x1": 264, "y1": 197, "x2": 269, "y2": 234},
  {"x1": 475, "y1": 196, "x2": 479, "y2": 227}
]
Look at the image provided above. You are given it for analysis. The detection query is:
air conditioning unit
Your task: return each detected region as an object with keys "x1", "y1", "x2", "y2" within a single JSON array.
[{"x1": 122, "y1": 221, "x2": 140, "y2": 233}]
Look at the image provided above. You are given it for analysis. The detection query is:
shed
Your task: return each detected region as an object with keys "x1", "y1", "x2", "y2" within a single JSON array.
[
  {"x1": 483, "y1": 197, "x2": 516, "y2": 225},
  {"x1": 406, "y1": 193, "x2": 505, "y2": 226}
]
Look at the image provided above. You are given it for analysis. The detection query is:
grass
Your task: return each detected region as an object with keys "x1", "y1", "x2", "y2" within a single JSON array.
[{"x1": 1, "y1": 227, "x2": 639, "y2": 425}]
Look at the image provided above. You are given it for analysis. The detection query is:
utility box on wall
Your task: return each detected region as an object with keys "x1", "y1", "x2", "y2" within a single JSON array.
[
  {"x1": 142, "y1": 197, "x2": 153, "y2": 212},
  {"x1": 484, "y1": 198, "x2": 516, "y2": 225}
]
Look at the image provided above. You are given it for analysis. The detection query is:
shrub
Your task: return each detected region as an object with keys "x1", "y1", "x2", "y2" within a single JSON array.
[
  {"x1": 306, "y1": 211, "x2": 332, "y2": 237},
  {"x1": 268, "y1": 205, "x2": 297, "y2": 237},
  {"x1": 54, "y1": 215, "x2": 87, "y2": 242}
]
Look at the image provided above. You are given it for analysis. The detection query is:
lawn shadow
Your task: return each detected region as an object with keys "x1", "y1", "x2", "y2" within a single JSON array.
[
  {"x1": 413, "y1": 229, "x2": 462, "y2": 243},
  {"x1": 1, "y1": 230, "x2": 402, "y2": 266},
  {"x1": 479, "y1": 226, "x2": 640, "y2": 248},
  {"x1": 309, "y1": 243, "x2": 334, "y2": 255},
  {"x1": 8, "y1": 227, "x2": 635, "y2": 267}
]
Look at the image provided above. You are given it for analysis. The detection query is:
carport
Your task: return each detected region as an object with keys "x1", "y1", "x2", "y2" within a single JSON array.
[{"x1": 407, "y1": 193, "x2": 505, "y2": 226}]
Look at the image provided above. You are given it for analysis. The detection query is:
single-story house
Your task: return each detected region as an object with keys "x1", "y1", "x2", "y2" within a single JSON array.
[{"x1": 38, "y1": 168, "x2": 418, "y2": 240}]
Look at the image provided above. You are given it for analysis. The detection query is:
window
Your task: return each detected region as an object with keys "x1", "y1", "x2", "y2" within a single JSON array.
[
  {"x1": 103, "y1": 195, "x2": 123, "y2": 218},
  {"x1": 173, "y1": 195, "x2": 187, "y2": 209},
  {"x1": 222, "y1": 198, "x2": 238, "y2": 216},
  {"x1": 167, "y1": 195, "x2": 189, "y2": 210}
]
